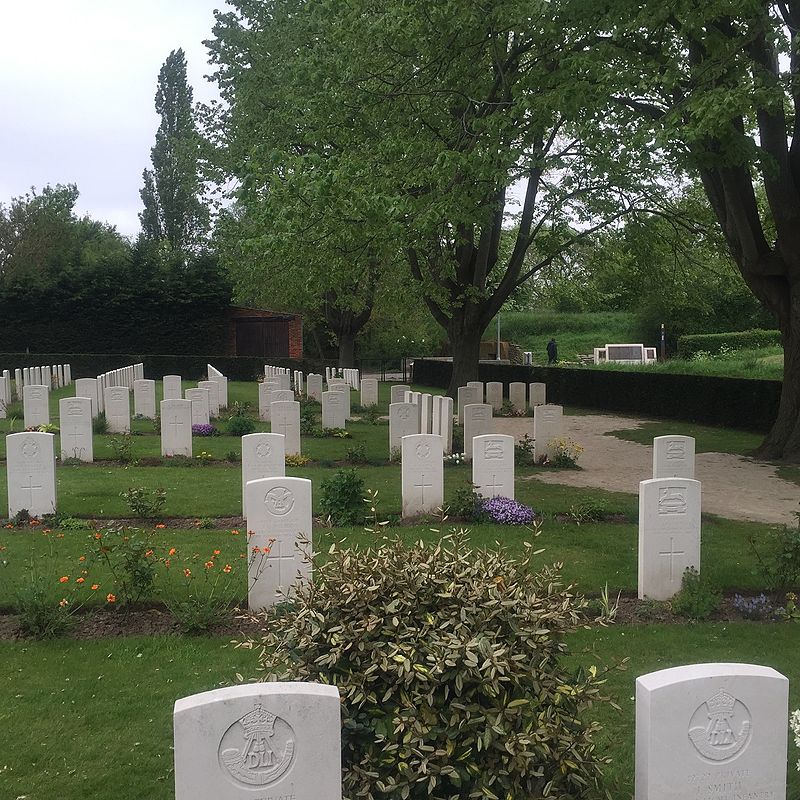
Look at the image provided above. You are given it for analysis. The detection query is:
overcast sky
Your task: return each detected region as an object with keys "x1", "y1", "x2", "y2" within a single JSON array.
[{"x1": 0, "y1": 0, "x2": 227, "y2": 238}]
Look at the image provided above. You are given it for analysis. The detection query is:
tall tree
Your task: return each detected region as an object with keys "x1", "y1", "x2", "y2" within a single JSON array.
[
  {"x1": 206, "y1": 0, "x2": 657, "y2": 394},
  {"x1": 140, "y1": 49, "x2": 209, "y2": 258},
  {"x1": 591, "y1": 0, "x2": 800, "y2": 460}
]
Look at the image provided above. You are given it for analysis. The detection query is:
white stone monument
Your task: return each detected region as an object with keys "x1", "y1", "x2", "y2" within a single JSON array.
[
  {"x1": 529, "y1": 382, "x2": 546, "y2": 407},
  {"x1": 653, "y1": 435, "x2": 696, "y2": 480},
  {"x1": 23, "y1": 385, "x2": 49, "y2": 428},
  {"x1": 246, "y1": 476, "x2": 312, "y2": 611},
  {"x1": 360, "y1": 377, "x2": 378, "y2": 407},
  {"x1": 306, "y1": 373, "x2": 323, "y2": 402},
  {"x1": 162, "y1": 375, "x2": 182, "y2": 401},
  {"x1": 75, "y1": 378, "x2": 99, "y2": 417},
  {"x1": 58, "y1": 397, "x2": 93, "y2": 462},
  {"x1": 271, "y1": 400, "x2": 301, "y2": 456},
  {"x1": 533, "y1": 404, "x2": 563, "y2": 461},
  {"x1": 635, "y1": 663, "x2": 788, "y2": 800},
  {"x1": 509, "y1": 382, "x2": 526, "y2": 412},
  {"x1": 6, "y1": 432, "x2": 57, "y2": 517},
  {"x1": 185, "y1": 388, "x2": 211, "y2": 426},
  {"x1": 103, "y1": 386, "x2": 131, "y2": 433},
  {"x1": 420, "y1": 393, "x2": 432, "y2": 434},
  {"x1": 401, "y1": 434, "x2": 444, "y2": 517},
  {"x1": 638, "y1": 477, "x2": 701, "y2": 601},
  {"x1": 174, "y1": 682, "x2": 341, "y2": 800},
  {"x1": 472, "y1": 434, "x2": 515, "y2": 499},
  {"x1": 160, "y1": 399, "x2": 192, "y2": 457},
  {"x1": 457, "y1": 385, "x2": 480, "y2": 424},
  {"x1": 389, "y1": 402, "x2": 419, "y2": 454},
  {"x1": 486, "y1": 381, "x2": 503, "y2": 411},
  {"x1": 133, "y1": 379, "x2": 156, "y2": 419},
  {"x1": 390, "y1": 384, "x2": 411, "y2": 405},
  {"x1": 322, "y1": 390, "x2": 346, "y2": 429},
  {"x1": 197, "y1": 380, "x2": 220, "y2": 418},
  {"x1": 467, "y1": 380, "x2": 484, "y2": 403},
  {"x1": 241, "y1": 433, "x2": 285, "y2": 517},
  {"x1": 463, "y1": 403, "x2": 493, "y2": 460},
  {"x1": 331, "y1": 384, "x2": 351, "y2": 420}
]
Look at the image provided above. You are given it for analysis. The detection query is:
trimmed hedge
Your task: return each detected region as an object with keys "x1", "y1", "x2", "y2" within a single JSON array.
[
  {"x1": 677, "y1": 328, "x2": 781, "y2": 358},
  {"x1": 0, "y1": 353, "x2": 335, "y2": 382},
  {"x1": 412, "y1": 359, "x2": 781, "y2": 433}
]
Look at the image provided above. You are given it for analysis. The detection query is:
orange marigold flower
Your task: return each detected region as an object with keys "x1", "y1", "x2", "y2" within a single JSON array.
[
  {"x1": 223, "y1": 564, "x2": 232, "y2": 574},
  {"x1": 168, "y1": 547, "x2": 177, "y2": 556},
  {"x1": 59, "y1": 576, "x2": 69, "y2": 584},
  {"x1": 91, "y1": 584, "x2": 99, "y2": 591},
  {"x1": 155, "y1": 523, "x2": 166, "y2": 529},
  {"x1": 106, "y1": 593, "x2": 116, "y2": 603},
  {"x1": 251, "y1": 546, "x2": 260, "y2": 554},
  {"x1": 183, "y1": 568, "x2": 192, "y2": 578},
  {"x1": 76, "y1": 577, "x2": 85, "y2": 584},
  {"x1": 230, "y1": 529, "x2": 240, "y2": 535},
  {"x1": 78, "y1": 556, "x2": 86, "y2": 562},
  {"x1": 204, "y1": 560, "x2": 214, "y2": 570},
  {"x1": 29, "y1": 518, "x2": 40, "y2": 526},
  {"x1": 94, "y1": 532, "x2": 103, "y2": 540},
  {"x1": 145, "y1": 549, "x2": 154, "y2": 557},
  {"x1": 59, "y1": 598, "x2": 68, "y2": 608},
  {"x1": 4, "y1": 523, "x2": 13, "y2": 529},
  {"x1": 164, "y1": 559, "x2": 171, "y2": 568},
  {"x1": 213, "y1": 549, "x2": 221, "y2": 556},
  {"x1": 56, "y1": 533, "x2": 64, "y2": 539},
  {"x1": 43, "y1": 528, "x2": 51, "y2": 533}
]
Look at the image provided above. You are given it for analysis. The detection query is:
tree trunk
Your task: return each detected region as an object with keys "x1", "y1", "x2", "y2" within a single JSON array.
[
  {"x1": 446, "y1": 313, "x2": 485, "y2": 397},
  {"x1": 337, "y1": 330, "x2": 357, "y2": 369},
  {"x1": 754, "y1": 284, "x2": 800, "y2": 461}
]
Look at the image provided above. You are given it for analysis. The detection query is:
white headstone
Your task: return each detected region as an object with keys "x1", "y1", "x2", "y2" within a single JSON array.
[
  {"x1": 636, "y1": 663, "x2": 788, "y2": 800},
  {"x1": 174, "y1": 682, "x2": 341, "y2": 800},
  {"x1": 271, "y1": 400, "x2": 301, "y2": 456},
  {"x1": 185, "y1": 388, "x2": 211, "y2": 426},
  {"x1": 306, "y1": 373, "x2": 323, "y2": 402},
  {"x1": 75, "y1": 378, "x2": 99, "y2": 418},
  {"x1": 331, "y1": 384, "x2": 351, "y2": 420},
  {"x1": 241, "y1": 433, "x2": 286, "y2": 517},
  {"x1": 472, "y1": 434, "x2": 515, "y2": 499},
  {"x1": 486, "y1": 381, "x2": 503, "y2": 411},
  {"x1": 360, "y1": 378, "x2": 378, "y2": 408},
  {"x1": 390, "y1": 384, "x2": 410, "y2": 405},
  {"x1": 457, "y1": 385, "x2": 480, "y2": 424},
  {"x1": 440, "y1": 396, "x2": 454, "y2": 454},
  {"x1": 103, "y1": 386, "x2": 131, "y2": 433},
  {"x1": 6, "y1": 432, "x2": 57, "y2": 517},
  {"x1": 389, "y1": 402, "x2": 419, "y2": 454},
  {"x1": 509, "y1": 382, "x2": 526, "y2": 412},
  {"x1": 401, "y1": 433, "x2": 444, "y2": 517},
  {"x1": 529, "y1": 382, "x2": 546, "y2": 407},
  {"x1": 431, "y1": 395, "x2": 442, "y2": 435},
  {"x1": 197, "y1": 380, "x2": 220, "y2": 418},
  {"x1": 162, "y1": 375, "x2": 182, "y2": 401},
  {"x1": 322, "y1": 390, "x2": 346, "y2": 429},
  {"x1": 207, "y1": 365, "x2": 228, "y2": 408},
  {"x1": 420, "y1": 393, "x2": 432, "y2": 434},
  {"x1": 58, "y1": 397, "x2": 93, "y2": 462},
  {"x1": 638, "y1": 477, "x2": 701, "y2": 601},
  {"x1": 463, "y1": 403, "x2": 493, "y2": 460},
  {"x1": 467, "y1": 380, "x2": 484, "y2": 403},
  {"x1": 271, "y1": 389, "x2": 295, "y2": 404},
  {"x1": 160, "y1": 399, "x2": 193, "y2": 457},
  {"x1": 533, "y1": 404, "x2": 563, "y2": 462},
  {"x1": 133, "y1": 379, "x2": 157, "y2": 419},
  {"x1": 246, "y1": 476, "x2": 312, "y2": 611},
  {"x1": 653, "y1": 435, "x2": 696, "y2": 480},
  {"x1": 23, "y1": 385, "x2": 49, "y2": 428}
]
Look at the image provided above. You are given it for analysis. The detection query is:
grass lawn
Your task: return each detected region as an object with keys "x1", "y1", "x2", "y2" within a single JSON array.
[{"x1": 1, "y1": 377, "x2": 798, "y2": 798}]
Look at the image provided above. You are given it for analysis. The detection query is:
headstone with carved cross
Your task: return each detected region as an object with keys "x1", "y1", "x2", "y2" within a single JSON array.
[
  {"x1": 160, "y1": 399, "x2": 193, "y2": 457},
  {"x1": 185, "y1": 388, "x2": 211, "y2": 427},
  {"x1": 241, "y1": 433, "x2": 286, "y2": 517},
  {"x1": 173, "y1": 682, "x2": 342, "y2": 800},
  {"x1": 245, "y1": 476, "x2": 312, "y2": 611},
  {"x1": 23, "y1": 384, "x2": 50, "y2": 428},
  {"x1": 322, "y1": 390, "x2": 346, "y2": 429},
  {"x1": 104, "y1": 385, "x2": 131, "y2": 433},
  {"x1": 58, "y1": 397, "x2": 93, "y2": 462},
  {"x1": 162, "y1": 374, "x2": 182, "y2": 401},
  {"x1": 638, "y1": 477, "x2": 701, "y2": 601},
  {"x1": 533, "y1": 404, "x2": 563, "y2": 462},
  {"x1": 635, "y1": 663, "x2": 788, "y2": 800},
  {"x1": 653, "y1": 435, "x2": 696, "y2": 480},
  {"x1": 472, "y1": 434, "x2": 515, "y2": 500},
  {"x1": 133, "y1": 379, "x2": 156, "y2": 419},
  {"x1": 6, "y1": 431, "x2": 57, "y2": 517},
  {"x1": 401, "y1": 433, "x2": 443, "y2": 518},
  {"x1": 463, "y1": 403, "x2": 493, "y2": 461},
  {"x1": 389, "y1": 402, "x2": 419, "y2": 455},
  {"x1": 270, "y1": 400, "x2": 301, "y2": 456}
]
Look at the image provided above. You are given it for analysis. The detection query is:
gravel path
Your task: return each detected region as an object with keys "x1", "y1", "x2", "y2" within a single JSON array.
[{"x1": 491, "y1": 413, "x2": 799, "y2": 526}]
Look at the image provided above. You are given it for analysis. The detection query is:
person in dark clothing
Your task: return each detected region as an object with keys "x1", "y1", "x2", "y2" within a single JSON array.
[{"x1": 546, "y1": 338, "x2": 558, "y2": 364}]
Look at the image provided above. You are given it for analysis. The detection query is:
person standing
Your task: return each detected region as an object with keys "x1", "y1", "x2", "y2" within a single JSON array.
[{"x1": 546, "y1": 338, "x2": 558, "y2": 364}]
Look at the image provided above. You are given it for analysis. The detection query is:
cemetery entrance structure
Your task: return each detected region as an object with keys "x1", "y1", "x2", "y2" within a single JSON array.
[{"x1": 227, "y1": 306, "x2": 303, "y2": 359}]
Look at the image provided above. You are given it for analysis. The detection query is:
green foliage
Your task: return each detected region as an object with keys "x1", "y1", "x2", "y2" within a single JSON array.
[
  {"x1": 567, "y1": 498, "x2": 611, "y2": 526},
  {"x1": 250, "y1": 532, "x2": 609, "y2": 799},
  {"x1": 671, "y1": 567, "x2": 722, "y2": 621},
  {"x1": 226, "y1": 404, "x2": 256, "y2": 437},
  {"x1": 514, "y1": 433, "x2": 537, "y2": 466},
  {"x1": 319, "y1": 469, "x2": 366, "y2": 526},
  {"x1": 87, "y1": 526, "x2": 158, "y2": 605},
  {"x1": 345, "y1": 442, "x2": 368, "y2": 465},
  {"x1": 750, "y1": 525, "x2": 800, "y2": 595},
  {"x1": 110, "y1": 434, "x2": 136, "y2": 464},
  {"x1": 13, "y1": 570, "x2": 77, "y2": 638},
  {"x1": 449, "y1": 484, "x2": 481, "y2": 521},
  {"x1": 678, "y1": 329, "x2": 781, "y2": 359},
  {"x1": 120, "y1": 486, "x2": 167, "y2": 518},
  {"x1": 93, "y1": 412, "x2": 109, "y2": 435}
]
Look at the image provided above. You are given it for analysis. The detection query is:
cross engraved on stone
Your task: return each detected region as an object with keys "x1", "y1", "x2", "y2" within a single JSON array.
[
  {"x1": 66, "y1": 426, "x2": 83, "y2": 449},
  {"x1": 168, "y1": 416, "x2": 185, "y2": 436},
  {"x1": 414, "y1": 473, "x2": 433, "y2": 503},
  {"x1": 267, "y1": 538, "x2": 297, "y2": 591},
  {"x1": 658, "y1": 537, "x2": 686, "y2": 582},
  {"x1": 20, "y1": 475, "x2": 43, "y2": 506},
  {"x1": 485, "y1": 474, "x2": 503, "y2": 496}
]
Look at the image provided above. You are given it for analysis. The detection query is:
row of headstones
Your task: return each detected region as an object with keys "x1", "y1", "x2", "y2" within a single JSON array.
[
  {"x1": 0, "y1": 364, "x2": 73, "y2": 418},
  {"x1": 173, "y1": 661, "x2": 790, "y2": 800},
  {"x1": 463, "y1": 379, "x2": 547, "y2": 412},
  {"x1": 639, "y1": 434, "x2": 700, "y2": 602}
]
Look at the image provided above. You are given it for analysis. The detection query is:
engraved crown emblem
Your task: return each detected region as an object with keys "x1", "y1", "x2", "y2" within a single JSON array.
[
  {"x1": 241, "y1": 704, "x2": 277, "y2": 737},
  {"x1": 706, "y1": 689, "x2": 736, "y2": 716}
]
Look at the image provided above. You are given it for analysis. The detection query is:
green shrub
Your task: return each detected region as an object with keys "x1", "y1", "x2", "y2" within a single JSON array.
[
  {"x1": 120, "y1": 486, "x2": 167, "y2": 518},
  {"x1": 514, "y1": 433, "x2": 537, "y2": 466},
  {"x1": 248, "y1": 532, "x2": 609, "y2": 800},
  {"x1": 677, "y1": 328, "x2": 781, "y2": 359},
  {"x1": 109, "y1": 433, "x2": 136, "y2": 464},
  {"x1": 227, "y1": 414, "x2": 256, "y2": 436},
  {"x1": 345, "y1": 442, "x2": 368, "y2": 464},
  {"x1": 14, "y1": 570, "x2": 78, "y2": 638},
  {"x1": 87, "y1": 525, "x2": 158, "y2": 605},
  {"x1": 449, "y1": 483, "x2": 481, "y2": 521},
  {"x1": 671, "y1": 567, "x2": 721, "y2": 620},
  {"x1": 92, "y1": 412, "x2": 109, "y2": 434},
  {"x1": 750, "y1": 524, "x2": 800, "y2": 594},
  {"x1": 320, "y1": 469, "x2": 366, "y2": 526}
]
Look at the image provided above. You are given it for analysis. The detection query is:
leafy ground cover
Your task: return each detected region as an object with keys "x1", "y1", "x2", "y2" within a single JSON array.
[{"x1": 605, "y1": 419, "x2": 764, "y2": 456}]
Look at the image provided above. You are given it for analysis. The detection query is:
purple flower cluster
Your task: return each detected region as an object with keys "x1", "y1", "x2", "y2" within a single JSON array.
[
  {"x1": 732, "y1": 593, "x2": 783, "y2": 621},
  {"x1": 479, "y1": 496, "x2": 536, "y2": 525},
  {"x1": 192, "y1": 423, "x2": 216, "y2": 437}
]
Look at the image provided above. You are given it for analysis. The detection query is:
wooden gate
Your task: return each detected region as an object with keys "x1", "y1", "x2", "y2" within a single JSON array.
[{"x1": 235, "y1": 317, "x2": 290, "y2": 357}]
